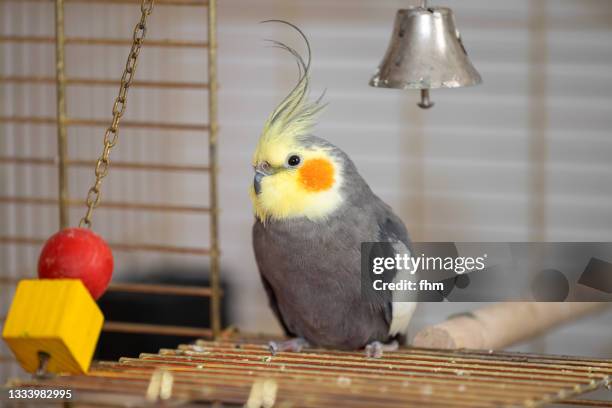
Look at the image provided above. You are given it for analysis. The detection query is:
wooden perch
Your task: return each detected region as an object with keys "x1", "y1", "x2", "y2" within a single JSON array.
[{"x1": 412, "y1": 302, "x2": 608, "y2": 350}]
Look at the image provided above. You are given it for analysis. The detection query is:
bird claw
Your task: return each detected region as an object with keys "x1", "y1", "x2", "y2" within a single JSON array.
[
  {"x1": 365, "y1": 340, "x2": 399, "y2": 358},
  {"x1": 268, "y1": 338, "x2": 310, "y2": 355},
  {"x1": 365, "y1": 342, "x2": 383, "y2": 358}
]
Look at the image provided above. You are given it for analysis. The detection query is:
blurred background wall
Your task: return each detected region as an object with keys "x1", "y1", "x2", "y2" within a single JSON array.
[{"x1": 1, "y1": 0, "x2": 611, "y2": 381}]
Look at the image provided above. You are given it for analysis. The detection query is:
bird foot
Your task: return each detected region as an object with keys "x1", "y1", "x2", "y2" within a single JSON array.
[
  {"x1": 365, "y1": 340, "x2": 399, "y2": 358},
  {"x1": 268, "y1": 338, "x2": 310, "y2": 355}
]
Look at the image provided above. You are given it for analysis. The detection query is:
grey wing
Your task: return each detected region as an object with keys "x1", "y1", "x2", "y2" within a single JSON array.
[
  {"x1": 375, "y1": 200, "x2": 418, "y2": 338},
  {"x1": 377, "y1": 201, "x2": 412, "y2": 251}
]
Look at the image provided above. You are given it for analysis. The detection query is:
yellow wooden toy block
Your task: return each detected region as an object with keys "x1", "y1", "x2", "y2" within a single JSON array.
[{"x1": 2, "y1": 279, "x2": 104, "y2": 374}]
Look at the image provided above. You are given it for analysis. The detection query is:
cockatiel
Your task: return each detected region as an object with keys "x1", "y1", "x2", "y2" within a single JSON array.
[{"x1": 250, "y1": 21, "x2": 417, "y2": 357}]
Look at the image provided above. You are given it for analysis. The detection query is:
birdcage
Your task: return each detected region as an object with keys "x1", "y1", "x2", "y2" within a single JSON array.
[{"x1": 0, "y1": 0, "x2": 221, "y2": 375}]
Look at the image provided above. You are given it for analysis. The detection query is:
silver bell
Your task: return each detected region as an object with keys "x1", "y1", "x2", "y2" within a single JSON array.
[{"x1": 370, "y1": 3, "x2": 482, "y2": 109}]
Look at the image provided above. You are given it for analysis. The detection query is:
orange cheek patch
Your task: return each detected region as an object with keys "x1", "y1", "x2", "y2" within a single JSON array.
[{"x1": 298, "y1": 158, "x2": 335, "y2": 192}]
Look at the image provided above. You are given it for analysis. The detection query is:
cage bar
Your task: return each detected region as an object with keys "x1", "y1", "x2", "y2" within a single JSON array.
[
  {"x1": 0, "y1": 156, "x2": 210, "y2": 173},
  {"x1": 0, "y1": 75, "x2": 208, "y2": 89},
  {"x1": 0, "y1": 236, "x2": 210, "y2": 255},
  {"x1": 0, "y1": 115, "x2": 208, "y2": 132},
  {"x1": 0, "y1": 277, "x2": 217, "y2": 299},
  {"x1": 0, "y1": 35, "x2": 207, "y2": 48},
  {"x1": 103, "y1": 322, "x2": 213, "y2": 337},
  {"x1": 207, "y1": 0, "x2": 222, "y2": 339},
  {"x1": 0, "y1": 196, "x2": 211, "y2": 214},
  {"x1": 55, "y1": 0, "x2": 69, "y2": 229},
  {"x1": 0, "y1": 0, "x2": 209, "y2": 5},
  {"x1": 107, "y1": 282, "x2": 216, "y2": 297}
]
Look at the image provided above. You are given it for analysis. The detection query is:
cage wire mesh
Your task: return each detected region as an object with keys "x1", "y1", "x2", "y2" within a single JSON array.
[{"x1": 0, "y1": 0, "x2": 221, "y2": 378}]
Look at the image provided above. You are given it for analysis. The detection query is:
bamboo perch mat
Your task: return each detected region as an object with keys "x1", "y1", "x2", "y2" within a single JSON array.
[{"x1": 6, "y1": 338, "x2": 612, "y2": 407}]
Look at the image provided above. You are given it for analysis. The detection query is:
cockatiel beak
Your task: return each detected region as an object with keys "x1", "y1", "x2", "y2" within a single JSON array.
[{"x1": 253, "y1": 161, "x2": 273, "y2": 195}]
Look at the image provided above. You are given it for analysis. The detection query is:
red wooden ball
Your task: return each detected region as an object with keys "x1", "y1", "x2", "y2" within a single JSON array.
[{"x1": 38, "y1": 227, "x2": 113, "y2": 300}]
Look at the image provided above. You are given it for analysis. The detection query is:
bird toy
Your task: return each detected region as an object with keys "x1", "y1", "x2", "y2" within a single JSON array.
[
  {"x1": 2, "y1": 0, "x2": 155, "y2": 376},
  {"x1": 38, "y1": 227, "x2": 113, "y2": 300}
]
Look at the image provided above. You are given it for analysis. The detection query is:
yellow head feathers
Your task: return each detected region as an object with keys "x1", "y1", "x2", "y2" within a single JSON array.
[
  {"x1": 256, "y1": 20, "x2": 326, "y2": 154},
  {"x1": 250, "y1": 22, "x2": 342, "y2": 223}
]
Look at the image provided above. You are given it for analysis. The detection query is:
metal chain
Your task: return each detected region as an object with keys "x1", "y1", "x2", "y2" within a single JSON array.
[{"x1": 79, "y1": 0, "x2": 155, "y2": 228}]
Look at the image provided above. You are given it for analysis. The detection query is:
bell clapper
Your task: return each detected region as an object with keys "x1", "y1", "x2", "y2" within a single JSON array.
[
  {"x1": 418, "y1": 1, "x2": 433, "y2": 109},
  {"x1": 418, "y1": 89, "x2": 434, "y2": 109}
]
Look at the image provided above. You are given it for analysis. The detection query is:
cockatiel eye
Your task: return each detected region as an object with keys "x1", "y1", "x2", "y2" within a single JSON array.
[{"x1": 287, "y1": 154, "x2": 301, "y2": 168}]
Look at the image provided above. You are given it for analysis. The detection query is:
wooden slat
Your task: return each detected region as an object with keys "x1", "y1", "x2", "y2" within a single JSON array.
[{"x1": 103, "y1": 322, "x2": 212, "y2": 337}]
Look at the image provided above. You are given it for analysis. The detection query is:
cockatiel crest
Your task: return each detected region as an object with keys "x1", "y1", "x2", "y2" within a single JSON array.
[{"x1": 250, "y1": 21, "x2": 342, "y2": 223}]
